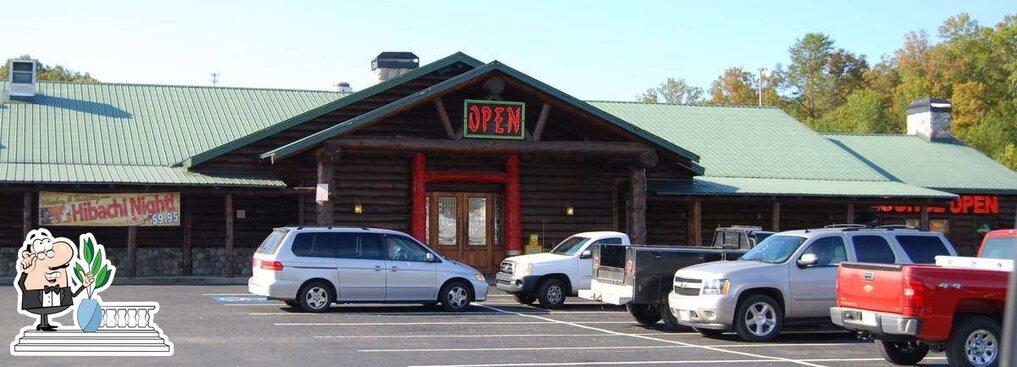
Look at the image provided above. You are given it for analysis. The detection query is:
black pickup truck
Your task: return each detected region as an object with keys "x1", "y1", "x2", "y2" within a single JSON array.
[{"x1": 578, "y1": 227, "x2": 766, "y2": 328}]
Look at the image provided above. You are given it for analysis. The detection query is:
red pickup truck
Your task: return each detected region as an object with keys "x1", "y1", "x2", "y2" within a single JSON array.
[{"x1": 831, "y1": 230, "x2": 1016, "y2": 367}]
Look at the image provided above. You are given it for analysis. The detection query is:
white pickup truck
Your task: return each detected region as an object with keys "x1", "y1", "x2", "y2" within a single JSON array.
[{"x1": 495, "y1": 231, "x2": 630, "y2": 308}]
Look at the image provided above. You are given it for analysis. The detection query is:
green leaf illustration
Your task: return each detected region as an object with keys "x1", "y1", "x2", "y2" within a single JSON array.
[
  {"x1": 95, "y1": 265, "x2": 110, "y2": 289},
  {"x1": 74, "y1": 263, "x2": 85, "y2": 284},
  {"x1": 91, "y1": 249, "x2": 103, "y2": 275},
  {"x1": 83, "y1": 237, "x2": 94, "y2": 264}
]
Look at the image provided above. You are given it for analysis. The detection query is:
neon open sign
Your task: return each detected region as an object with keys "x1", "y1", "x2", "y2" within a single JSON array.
[{"x1": 463, "y1": 100, "x2": 525, "y2": 140}]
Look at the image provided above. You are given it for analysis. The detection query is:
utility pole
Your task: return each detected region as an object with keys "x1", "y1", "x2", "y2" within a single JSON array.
[
  {"x1": 757, "y1": 68, "x2": 766, "y2": 107},
  {"x1": 210, "y1": 72, "x2": 220, "y2": 86}
]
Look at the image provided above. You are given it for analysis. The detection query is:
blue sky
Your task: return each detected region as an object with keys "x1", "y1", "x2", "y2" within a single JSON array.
[{"x1": 2, "y1": 1, "x2": 1012, "y2": 100}]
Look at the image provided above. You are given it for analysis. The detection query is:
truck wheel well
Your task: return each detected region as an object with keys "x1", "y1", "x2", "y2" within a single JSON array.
[
  {"x1": 737, "y1": 287, "x2": 785, "y2": 312},
  {"x1": 954, "y1": 300, "x2": 1005, "y2": 321},
  {"x1": 539, "y1": 274, "x2": 572, "y2": 295}
]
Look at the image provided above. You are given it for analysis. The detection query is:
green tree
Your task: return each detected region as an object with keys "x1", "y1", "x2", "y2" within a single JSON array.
[
  {"x1": 708, "y1": 67, "x2": 758, "y2": 105},
  {"x1": 637, "y1": 77, "x2": 704, "y2": 105},
  {"x1": 830, "y1": 89, "x2": 890, "y2": 133},
  {"x1": 0, "y1": 54, "x2": 99, "y2": 83},
  {"x1": 996, "y1": 143, "x2": 1017, "y2": 171},
  {"x1": 784, "y1": 33, "x2": 836, "y2": 121}
]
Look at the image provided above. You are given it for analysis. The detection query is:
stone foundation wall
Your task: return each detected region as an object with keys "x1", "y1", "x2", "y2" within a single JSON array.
[
  {"x1": 137, "y1": 248, "x2": 182, "y2": 276},
  {"x1": 0, "y1": 247, "x2": 19, "y2": 277},
  {"x1": 0, "y1": 246, "x2": 259, "y2": 278},
  {"x1": 192, "y1": 248, "x2": 227, "y2": 276}
]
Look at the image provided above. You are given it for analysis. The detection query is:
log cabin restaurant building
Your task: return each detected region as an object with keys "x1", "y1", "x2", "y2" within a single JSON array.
[{"x1": 2, "y1": 53, "x2": 1016, "y2": 277}]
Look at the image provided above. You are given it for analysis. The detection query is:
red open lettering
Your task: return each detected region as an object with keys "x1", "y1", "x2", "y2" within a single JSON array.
[
  {"x1": 468, "y1": 105, "x2": 482, "y2": 132},
  {"x1": 506, "y1": 106, "x2": 521, "y2": 134},
  {"x1": 481, "y1": 106, "x2": 492, "y2": 133},
  {"x1": 494, "y1": 107, "x2": 505, "y2": 134}
]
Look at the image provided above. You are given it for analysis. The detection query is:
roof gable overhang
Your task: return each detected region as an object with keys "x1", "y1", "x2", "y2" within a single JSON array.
[
  {"x1": 259, "y1": 60, "x2": 702, "y2": 174},
  {"x1": 180, "y1": 52, "x2": 484, "y2": 168}
]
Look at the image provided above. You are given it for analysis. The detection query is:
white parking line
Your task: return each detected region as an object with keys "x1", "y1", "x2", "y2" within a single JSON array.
[
  {"x1": 202, "y1": 293, "x2": 256, "y2": 296},
  {"x1": 275, "y1": 321, "x2": 634, "y2": 326},
  {"x1": 314, "y1": 333, "x2": 690, "y2": 339},
  {"x1": 223, "y1": 303, "x2": 285, "y2": 306},
  {"x1": 361, "y1": 345, "x2": 686, "y2": 352},
  {"x1": 477, "y1": 304, "x2": 827, "y2": 367},
  {"x1": 409, "y1": 357, "x2": 947, "y2": 367}
]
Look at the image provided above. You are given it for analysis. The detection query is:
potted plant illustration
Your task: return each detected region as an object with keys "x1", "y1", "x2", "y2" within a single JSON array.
[{"x1": 73, "y1": 234, "x2": 115, "y2": 332}]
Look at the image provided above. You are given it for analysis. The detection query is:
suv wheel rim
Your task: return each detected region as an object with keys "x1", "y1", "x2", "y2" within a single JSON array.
[
  {"x1": 448, "y1": 286, "x2": 468, "y2": 309},
  {"x1": 965, "y1": 329, "x2": 997, "y2": 366},
  {"x1": 547, "y1": 284, "x2": 563, "y2": 304},
  {"x1": 744, "y1": 302, "x2": 776, "y2": 337},
  {"x1": 305, "y1": 287, "x2": 328, "y2": 310}
]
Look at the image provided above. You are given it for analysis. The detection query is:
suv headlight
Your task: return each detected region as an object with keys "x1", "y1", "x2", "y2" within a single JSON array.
[{"x1": 701, "y1": 279, "x2": 730, "y2": 295}]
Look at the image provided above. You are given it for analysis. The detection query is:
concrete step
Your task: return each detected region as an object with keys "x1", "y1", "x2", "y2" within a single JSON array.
[{"x1": 11, "y1": 329, "x2": 172, "y2": 355}]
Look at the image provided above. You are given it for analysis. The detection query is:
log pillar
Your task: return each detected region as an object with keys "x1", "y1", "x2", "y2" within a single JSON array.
[
  {"x1": 22, "y1": 191, "x2": 32, "y2": 238},
  {"x1": 772, "y1": 202, "x2": 781, "y2": 232},
  {"x1": 127, "y1": 225, "x2": 138, "y2": 278},
  {"x1": 411, "y1": 153, "x2": 427, "y2": 241},
  {"x1": 687, "y1": 200, "x2": 702, "y2": 246},
  {"x1": 182, "y1": 194, "x2": 193, "y2": 276},
  {"x1": 628, "y1": 167, "x2": 647, "y2": 245},
  {"x1": 506, "y1": 155, "x2": 522, "y2": 255},
  {"x1": 920, "y1": 204, "x2": 930, "y2": 230},
  {"x1": 316, "y1": 146, "x2": 340, "y2": 226},
  {"x1": 225, "y1": 193, "x2": 235, "y2": 278},
  {"x1": 846, "y1": 204, "x2": 855, "y2": 225}
]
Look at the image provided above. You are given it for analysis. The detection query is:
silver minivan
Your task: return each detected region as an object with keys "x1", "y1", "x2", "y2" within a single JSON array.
[{"x1": 248, "y1": 227, "x2": 488, "y2": 312}]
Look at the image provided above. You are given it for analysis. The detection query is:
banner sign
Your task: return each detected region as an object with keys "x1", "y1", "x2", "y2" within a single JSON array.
[
  {"x1": 463, "y1": 99, "x2": 525, "y2": 140},
  {"x1": 39, "y1": 192, "x2": 181, "y2": 227},
  {"x1": 874, "y1": 195, "x2": 999, "y2": 215}
]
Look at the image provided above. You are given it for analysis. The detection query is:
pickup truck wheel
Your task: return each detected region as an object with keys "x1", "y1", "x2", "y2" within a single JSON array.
[
  {"x1": 626, "y1": 303, "x2": 661, "y2": 326},
  {"x1": 733, "y1": 294, "x2": 782, "y2": 342},
  {"x1": 876, "y1": 340, "x2": 929, "y2": 365},
  {"x1": 659, "y1": 298, "x2": 682, "y2": 330},
  {"x1": 536, "y1": 278, "x2": 567, "y2": 309},
  {"x1": 947, "y1": 315, "x2": 1000, "y2": 367},
  {"x1": 695, "y1": 328, "x2": 725, "y2": 339},
  {"x1": 513, "y1": 293, "x2": 536, "y2": 305}
]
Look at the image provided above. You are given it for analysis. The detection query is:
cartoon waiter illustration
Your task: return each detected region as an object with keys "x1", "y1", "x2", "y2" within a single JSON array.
[{"x1": 15, "y1": 228, "x2": 94, "y2": 331}]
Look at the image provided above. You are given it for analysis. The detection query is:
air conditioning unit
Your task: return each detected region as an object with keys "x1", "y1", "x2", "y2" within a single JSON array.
[{"x1": 7, "y1": 59, "x2": 38, "y2": 102}]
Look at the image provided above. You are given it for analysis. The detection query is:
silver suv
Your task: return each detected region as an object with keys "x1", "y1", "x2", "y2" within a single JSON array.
[
  {"x1": 668, "y1": 226, "x2": 957, "y2": 341},
  {"x1": 248, "y1": 227, "x2": 488, "y2": 312}
]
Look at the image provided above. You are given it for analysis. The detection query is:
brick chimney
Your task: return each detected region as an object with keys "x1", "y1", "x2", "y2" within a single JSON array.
[
  {"x1": 906, "y1": 98, "x2": 952, "y2": 141},
  {"x1": 371, "y1": 52, "x2": 419, "y2": 84}
]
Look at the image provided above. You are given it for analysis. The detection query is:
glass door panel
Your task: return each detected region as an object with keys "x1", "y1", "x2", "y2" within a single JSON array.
[{"x1": 467, "y1": 197, "x2": 488, "y2": 246}]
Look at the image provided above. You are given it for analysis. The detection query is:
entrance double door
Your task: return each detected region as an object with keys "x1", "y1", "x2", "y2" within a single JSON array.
[{"x1": 428, "y1": 192, "x2": 503, "y2": 273}]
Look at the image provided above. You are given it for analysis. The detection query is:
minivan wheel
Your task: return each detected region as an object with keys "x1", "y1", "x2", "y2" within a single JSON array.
[
  {"x1": 946, "y1": 315, "x2": 1000, "y2": 367},
  {"x1": 733, "y1": 294, "x2": 782, "y2": 342},
  {"x1": 297, "y1": 281, "x2": 333, "y2": 313},
  {"x1": 876, "y1": 340, "x2": 929, "y2": 365},
  {"x1": 626, "y1": 303, "x2": 661, "y2": 326},
  {"x1": 513, "y1": 293, "x2": 536, "y2": 305},
  {"x1": 439, "y1": 281, "x2": 472, "y2": 312},
  {"x1": 536, "y1": 278, "x2": 567, "y2": 309}
]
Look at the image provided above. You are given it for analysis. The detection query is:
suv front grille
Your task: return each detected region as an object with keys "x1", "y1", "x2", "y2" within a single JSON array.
[
  {"x1": 674, "y1": 276, "x2": 702, "y2": 296},
  {"x1": 499, "y1": 261, "x2": 514, "y2": 275}
]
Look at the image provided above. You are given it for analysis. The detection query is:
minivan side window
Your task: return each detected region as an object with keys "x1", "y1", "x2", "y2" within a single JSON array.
[
  {"x1": 851, "y1": 235, "x2": 896, "y2": 264},
  {"x1": 801, "y1": 236, "x2": 847, "y2": 267},
  {"x1": 334, "y1": 233, "x2": 386, "y2": 260},
  {"x1": 290, "y1": 233, "x2": 337, "y2": 258},
  {"x1": 896, "y1": 235, "x2": 951, "y2": 264},
  {"x1": 385, "y1": 235, "x2": 432, "y2": 262}
]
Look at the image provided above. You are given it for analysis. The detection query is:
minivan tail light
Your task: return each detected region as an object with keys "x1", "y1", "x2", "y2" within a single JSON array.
[{"x1": 258, "y1": 260, "x2": 284, "y2": 271}]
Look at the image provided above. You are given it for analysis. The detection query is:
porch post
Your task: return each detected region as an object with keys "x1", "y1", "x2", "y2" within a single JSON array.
[
  {"x1": 771, "y1": 202, "x2": 781, "y2": 232},
  {"x1": 506, "y1": 155, "x2": 522, "y2": 255},
  {"x1": 687, "y1": 200, "x2": 702, "y2": 246},
  {"x1": 182, "y1": 194, "x2": 193, "y2": 276},
  {"x1": 127, "y1": 226, "x2": 138, "y2": 278},
  {"x1": 316, "y1": 146, "x2": 339, "y2": 226},
  {"x1": 225, "y1": 193, "x2": 235, "y2": 278},
  {"x1": 846, "y1": 204, "x2": 855, "y2": 225},
  {"x1": 22, "y1": 191, "x2": 32, "y2": 238},
  {"x1": 411, "y1": 153, "x2": 427, "y2": 241},
  {"x1": 920, "y1": 204, "x2": 930, "y2": 230},
  {"x1": 629, "y1": 167, "x2": 647, "y2": 245}
]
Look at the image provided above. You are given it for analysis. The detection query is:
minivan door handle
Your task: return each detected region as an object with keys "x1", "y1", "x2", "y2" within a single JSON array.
[
  {"x1": 390, "y1": 266, "x2": 398, "y2": 272},
  {"x1": 373, "y1": 266, "x2": 382, "y2": 272}
]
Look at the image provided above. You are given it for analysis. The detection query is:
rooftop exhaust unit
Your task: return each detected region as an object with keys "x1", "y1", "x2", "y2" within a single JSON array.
[
  {"x1": 371, "y1": 52, "x2": 418, "y2": 83},
  {"x1": 6, "y1": 59, "x2": 38, "y2": 102}
]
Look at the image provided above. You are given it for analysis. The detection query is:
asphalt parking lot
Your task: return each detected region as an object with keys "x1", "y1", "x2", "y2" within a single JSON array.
[{"x1": 0, "y1": 285, "x2": 950, "y2": 366}]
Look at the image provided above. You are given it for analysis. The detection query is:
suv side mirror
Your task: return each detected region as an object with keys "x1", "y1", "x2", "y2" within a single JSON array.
[
  {"x1": 797, "y1": 253, "x2": 818, "y2": 268},
  {"x1": 579, "y1": 250, "x2": 592, "y2": 259},
  {"x1": 425, "y1": 253, "x2": 436, "y2": 262}
]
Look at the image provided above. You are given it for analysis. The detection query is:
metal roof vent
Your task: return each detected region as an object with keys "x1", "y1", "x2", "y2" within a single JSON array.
[
  {"x1": 335, "y1": 82, "x2": 353, "y2": 93},
  {"x1": 6, "y1": 59, "x2": 38, "y2": 102},
  {"x1": 371, "y1": 52, "x2": 418, "y2": 83}
]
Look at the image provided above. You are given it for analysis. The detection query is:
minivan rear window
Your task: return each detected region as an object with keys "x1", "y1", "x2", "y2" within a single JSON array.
[
  {"x1": 291, "y1": 233, "x2": 338, "y2": 258},
  {"x1": 896, "y1": 235, "x2": 951, "y2": 264},
  {"x1": 256, "y1": 229, "x2": 288, "y2": 255}
]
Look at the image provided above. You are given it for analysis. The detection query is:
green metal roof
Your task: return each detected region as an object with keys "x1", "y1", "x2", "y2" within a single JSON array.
[
  {"x1": 0, "y1": 163, "x2": 285, "y2": 187},
  {"x1": 261, "y1": 61, "x2": 703, "y2": 174},
  {"x1": 827, "y1": 134, "x2": 1017, "y2": 194},
  {"x1": 0, "y1": 81, "x2": 343, "y2": 186},
  {"x1": 590, "y1": 102, "x2": 889, "y2": 182},
  {"x1": 649, "y1": 177, "x2": 955, "y2": 199},
  {"x1": 182, "y1": 52, "x2": 484, "y2": 168}
]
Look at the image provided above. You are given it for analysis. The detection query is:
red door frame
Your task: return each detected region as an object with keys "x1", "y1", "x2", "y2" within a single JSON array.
[{"x1": 411, "y1": 152, "x2": 522, "y2": 255}]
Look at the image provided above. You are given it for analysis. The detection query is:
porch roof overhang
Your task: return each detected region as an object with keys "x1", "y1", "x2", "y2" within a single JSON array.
[
  {"x1": 649, "y1": 177, "x2": 957, "y2": 202},
  {"x1": 259, "y1": 61, "x2": 704, "y2": 175}
]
